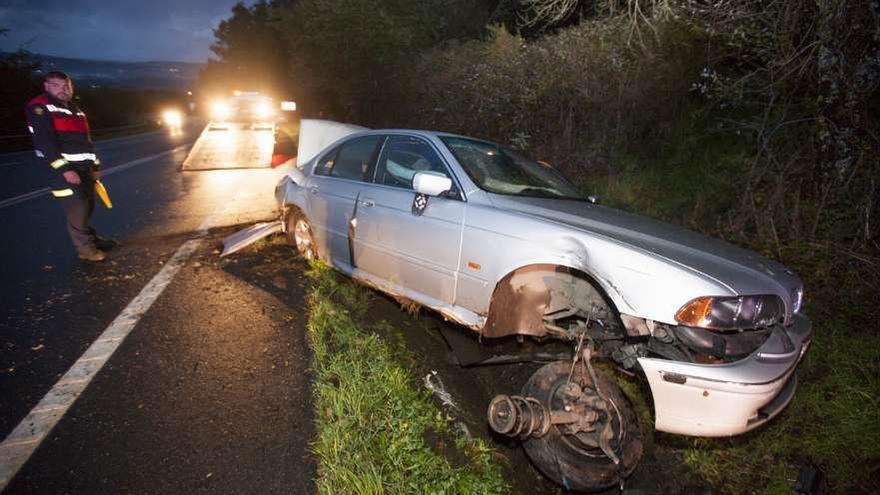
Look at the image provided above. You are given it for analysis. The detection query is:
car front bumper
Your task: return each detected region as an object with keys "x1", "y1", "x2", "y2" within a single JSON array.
[{"x1": 638, "y1": 313, "x2": 812, "y2": 437}]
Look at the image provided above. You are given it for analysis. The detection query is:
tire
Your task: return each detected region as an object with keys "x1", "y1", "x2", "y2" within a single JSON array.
[
  {"x1": 521, "y1": 361, "x2": 643, "y2": 492},
  {"x1": 285, "y1": 209, "x2": 316, "y2": 260}
]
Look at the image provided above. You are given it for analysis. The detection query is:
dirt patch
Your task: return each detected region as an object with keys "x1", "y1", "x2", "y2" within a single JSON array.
[{"x1": 423, "y1": 427, "x2": 471, "y2": 471}]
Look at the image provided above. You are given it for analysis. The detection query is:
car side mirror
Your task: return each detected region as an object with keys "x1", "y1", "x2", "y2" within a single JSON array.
[{"x1": 413, "y1": 172, "x2": 452, "y2": 197}]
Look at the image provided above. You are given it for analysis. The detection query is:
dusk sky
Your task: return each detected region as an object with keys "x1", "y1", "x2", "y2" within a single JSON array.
[{"x1": 0, "y1": 0, "x2": 255, "y2": 63}]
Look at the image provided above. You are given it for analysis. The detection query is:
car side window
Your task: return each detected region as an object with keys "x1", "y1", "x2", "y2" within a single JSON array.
[
  {"x1": 329, "y1": 135, "x2": 383, "y2": 181},
  {"x1": 313, "y1": 147, "x2": 339, "y2": 176},
  {"x1": 375, "y1": 136, "x2": 451, "y2": 190}
]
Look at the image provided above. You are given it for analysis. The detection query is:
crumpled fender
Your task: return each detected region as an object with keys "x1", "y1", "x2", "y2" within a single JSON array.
[{"x1": 482, "y1": 264, "x2": 615, "y2": 338}]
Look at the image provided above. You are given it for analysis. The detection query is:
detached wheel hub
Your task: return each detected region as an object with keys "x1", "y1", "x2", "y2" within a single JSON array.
[{"x1": 487, "y1": 360, "x2": 643, "y2": 492}]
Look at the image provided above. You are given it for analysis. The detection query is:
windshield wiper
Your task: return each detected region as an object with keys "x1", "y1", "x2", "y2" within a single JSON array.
[{"x1": 517, "y1": 187, "x2": 581, "y2": 200}]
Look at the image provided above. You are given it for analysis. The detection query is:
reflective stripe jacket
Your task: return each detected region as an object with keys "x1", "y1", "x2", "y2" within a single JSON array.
[{"x1": 24, "y1": 94, "x2": 99, "y2": 188}]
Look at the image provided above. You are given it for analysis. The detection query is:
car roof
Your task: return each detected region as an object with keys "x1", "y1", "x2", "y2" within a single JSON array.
[{"x1": 348, "y1": 128, "x2": 495, "y2": 144}]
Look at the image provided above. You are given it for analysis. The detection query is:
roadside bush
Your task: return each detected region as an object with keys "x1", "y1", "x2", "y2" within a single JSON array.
[{"x1": 408, "y1": 18, "x2": 707, "y2": 179}]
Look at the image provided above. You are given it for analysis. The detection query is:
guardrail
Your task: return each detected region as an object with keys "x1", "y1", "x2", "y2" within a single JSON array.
[
  {"x1": 0, "y1": 122, "x2": 154, "y2": 140},
  {"x1": 0, "y1": 122, "x2": 157, "y2": 152}
]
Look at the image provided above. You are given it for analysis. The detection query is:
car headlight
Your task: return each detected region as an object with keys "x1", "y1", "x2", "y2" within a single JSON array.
[
  {"x1": 162, "y1": 109, "x2": 183, "y2": 127},
  {"x1": 675, "y1": 295, "x2": 784, "y2": 330}
]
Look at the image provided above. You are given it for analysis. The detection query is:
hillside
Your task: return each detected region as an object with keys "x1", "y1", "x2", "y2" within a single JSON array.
[{"x1": 15, "y1": 53, "x2": 201, "y2": 90}]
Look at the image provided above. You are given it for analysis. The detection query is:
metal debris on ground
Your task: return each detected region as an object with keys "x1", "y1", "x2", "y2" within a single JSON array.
[
  {"x1": 220, "y1": 221, "x2": 282, "y2": 257},
  {"x1": 424, "y1": 370, "x2": 458, "y2": 411},
  {"x1": 424, "y1": 370, "x2": 472, "y2": 440}
]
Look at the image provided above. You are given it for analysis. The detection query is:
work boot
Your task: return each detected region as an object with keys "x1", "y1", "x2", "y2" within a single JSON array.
[
  {"x1": 94, "y1": 236, "x2": 119, "y2": 251},
  {"x1": 78, "y1": 247, "x2": 106, "y2": 262}
]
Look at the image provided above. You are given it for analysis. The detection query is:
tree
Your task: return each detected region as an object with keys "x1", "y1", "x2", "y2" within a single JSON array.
[
  {"x1": 0, "y1": 27, "x2": 41, "y2": 140},
  {"x1": 198, "y1": 2, "x2": 291, "y2": 99},
  {"x1": 274, "y1": 0, "x2": 492, "y2": 122}
]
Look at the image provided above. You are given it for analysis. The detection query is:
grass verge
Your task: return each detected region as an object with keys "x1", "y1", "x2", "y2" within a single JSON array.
[{"x1": 304, "y1": 261, "x2": 509, "y2": 494}]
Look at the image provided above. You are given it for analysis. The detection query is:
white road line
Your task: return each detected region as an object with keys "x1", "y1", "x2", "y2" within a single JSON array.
[
  {"x1": 0, "y1": 239, "x2": 201, "y2": 490},
  {"x1": 0, "y1": 161, "x2": 24, "y2": 169},
  {"x1": 99, "y1": 144, "x2": 189, "y2": 177},
  {"x1": 0, "y1": 178, "x2": 236, "y2": 490},
  {"x1": 96, "y1": 129, "x2": 163, "y2": 146},
  {"x1": 0, "y1": 145, "x2": 189, "y2": 210}
]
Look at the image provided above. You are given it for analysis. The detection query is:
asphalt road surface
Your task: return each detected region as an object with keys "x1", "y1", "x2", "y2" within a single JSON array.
[{"x1": 0, "y1": 125, "x2": 316, "y2": 493}]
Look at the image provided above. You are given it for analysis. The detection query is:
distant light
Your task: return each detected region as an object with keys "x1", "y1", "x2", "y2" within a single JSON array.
[
  {"x1": 186, "y1": 91, "x2": 193, "y2": 96},
  {"x1": 162, "y1": 109, "x2": 183, "y2": 128},
  {"x1": 281, "y1": 101, "x2": 297, "y2": 112}
]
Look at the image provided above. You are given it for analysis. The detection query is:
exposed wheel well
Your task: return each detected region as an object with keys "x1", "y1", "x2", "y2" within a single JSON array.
[
  {"x1": 281, "y1": 204, "x2": 304, "y2": 232},
  {"x1": 482, "y1": 264, "x2": 622, "y2": 339}
]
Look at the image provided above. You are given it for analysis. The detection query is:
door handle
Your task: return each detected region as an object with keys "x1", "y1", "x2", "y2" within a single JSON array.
[
  {"x1": 309, "y1": 186, "x2": 319, "y2": 195},
  {"x1": 361, "y1": 199, "x2": 375, "y2": 207}
]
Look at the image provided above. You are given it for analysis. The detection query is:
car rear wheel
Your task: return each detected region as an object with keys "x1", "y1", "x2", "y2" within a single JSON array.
[
  {"x1": 520, "y1": 361, "x2": 643, "y2": 492},
  {"x1": 286, "y1": 210, "x2": 316, "y2": 260}
]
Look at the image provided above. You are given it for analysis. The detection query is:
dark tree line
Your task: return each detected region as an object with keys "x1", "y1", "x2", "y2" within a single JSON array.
[{"x1": 0, "y1": 28, "x2": 41, "y2": 138}]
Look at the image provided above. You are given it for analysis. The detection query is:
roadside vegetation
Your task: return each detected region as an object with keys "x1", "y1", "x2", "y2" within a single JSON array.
[
  {"x1": 305, "y1": 262, "x2": 508, "y2": 494},
  {"x1": 207, "y1": 1, "x2": 878, "y2": 492}
]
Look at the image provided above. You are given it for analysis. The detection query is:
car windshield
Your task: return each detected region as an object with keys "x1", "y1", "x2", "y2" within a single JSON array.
[{"x1": 441, "y1": 136, "x2": 583, "y2": 200}]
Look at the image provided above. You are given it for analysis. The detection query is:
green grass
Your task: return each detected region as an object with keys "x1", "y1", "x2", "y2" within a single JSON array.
[
  {"x1": 593, "y1": 129, "x2": 880, "y2": 493},
  {"x1": 304, "y1": 262, "x2": 509, "y2": 495}
]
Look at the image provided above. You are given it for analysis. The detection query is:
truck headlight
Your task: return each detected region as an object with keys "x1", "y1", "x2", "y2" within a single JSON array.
[
  {"x1": 675, "y1": 295, "x2": 784, "y2": 330},
  {"x1": 211, "y1": 100, "x2": 230, "y2": 120},
  {"x1": 254, "y1": 102, "x2": 274, "y2": 120}
]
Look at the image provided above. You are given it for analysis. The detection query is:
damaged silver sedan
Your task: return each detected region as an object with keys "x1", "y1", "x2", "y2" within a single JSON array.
[{"x1": 275, "y1": 120, "x2": 812, "y2": 491}]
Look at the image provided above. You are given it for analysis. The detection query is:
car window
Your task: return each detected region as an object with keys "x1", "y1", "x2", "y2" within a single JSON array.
[
  {"x1": 329, "y1": 135, "x2": 383, "y2": 181},
  {"x1": 375, "y1": 136, "x2": 450, "y2": 190},
  {"x1": 313, "y1": 147, "x2": 338, "y2": 176}
]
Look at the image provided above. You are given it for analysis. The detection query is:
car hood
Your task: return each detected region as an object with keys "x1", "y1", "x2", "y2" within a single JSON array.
[{"x1": 488, "y1": 194, "x2": 801, "y2": 298}]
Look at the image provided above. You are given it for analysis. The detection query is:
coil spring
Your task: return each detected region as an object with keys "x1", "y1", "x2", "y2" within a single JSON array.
[{"x1": 487, "y1": 394, "x2": 552, "y2": 439}]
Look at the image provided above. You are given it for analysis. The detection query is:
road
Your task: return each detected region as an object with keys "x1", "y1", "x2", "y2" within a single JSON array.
[{"x1": 0, "y1": 125, "x2": 316, "y2": 493}]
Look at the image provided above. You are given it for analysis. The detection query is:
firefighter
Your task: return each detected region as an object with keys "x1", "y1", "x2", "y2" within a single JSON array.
[{"x1": 25, "y1": 71, "x2": 115, "y2": 261}]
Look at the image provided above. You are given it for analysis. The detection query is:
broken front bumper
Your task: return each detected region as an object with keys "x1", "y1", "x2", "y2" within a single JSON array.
[{"x1": 638, "y1": 314, "x2": 812, "y2": 437}]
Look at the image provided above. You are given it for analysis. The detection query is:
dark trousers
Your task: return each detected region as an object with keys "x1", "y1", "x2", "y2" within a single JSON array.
[{"x1": 55, "y1": 169, "x2": 97, "y2": 253}]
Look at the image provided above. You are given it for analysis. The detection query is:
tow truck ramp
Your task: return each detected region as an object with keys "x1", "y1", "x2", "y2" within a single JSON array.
[
  {"x1": 217, "y1": 119, "x2": 367, "y2": 257},
  {"x1": 182, "y1": 122, "x2": 276, "y2": 170}
]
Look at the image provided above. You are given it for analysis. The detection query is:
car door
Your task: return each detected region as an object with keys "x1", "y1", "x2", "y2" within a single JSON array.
[
  {"x1": 353, "y1": 135, "x2": 465, "y2": 305},
  {"x1": 306, "y1": 135, "x2": 384, "y2": 268}
]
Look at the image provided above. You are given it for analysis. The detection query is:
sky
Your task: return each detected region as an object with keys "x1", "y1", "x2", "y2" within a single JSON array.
[{"x1": 0, "y1": 0, "x2": 254, "y2": 63}]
